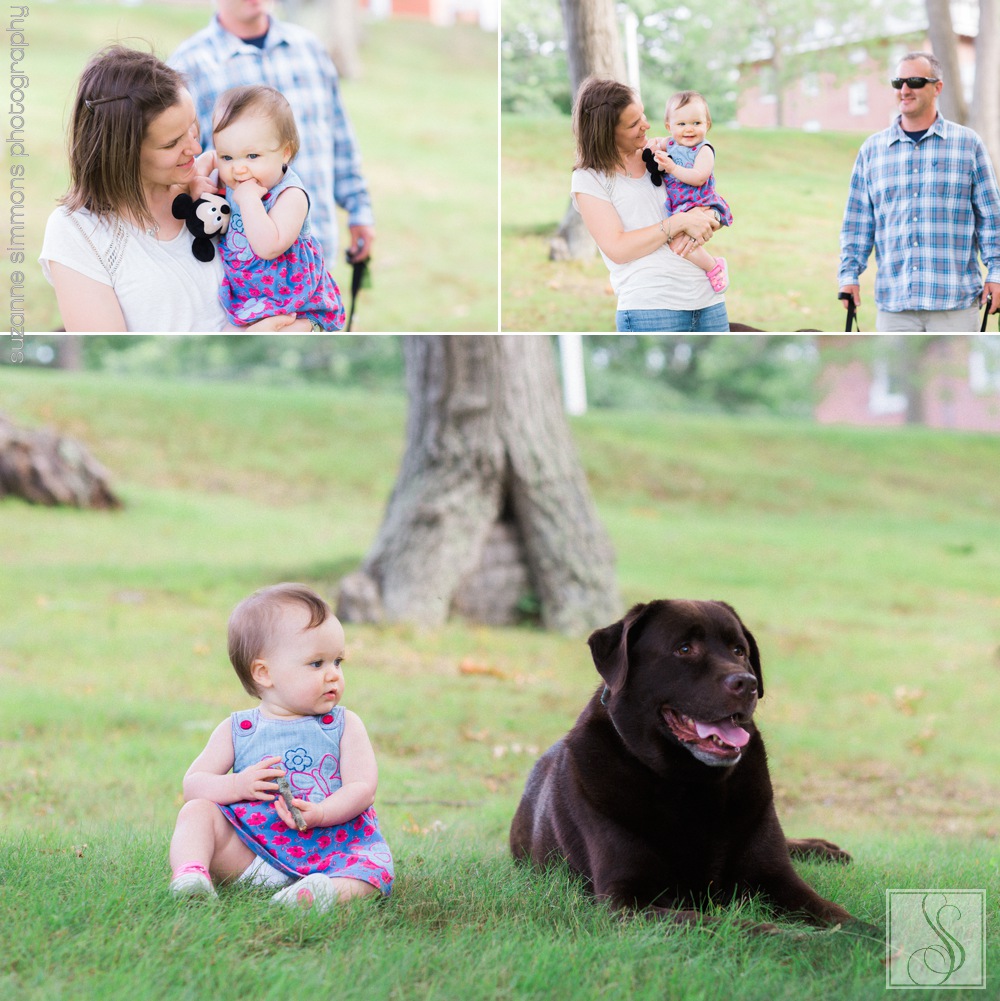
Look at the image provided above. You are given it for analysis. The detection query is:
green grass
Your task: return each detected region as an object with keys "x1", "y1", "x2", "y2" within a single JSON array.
[
  {"x1": 2, "y1": 365, "x2": 999, "y2": 998},
  {"x1": 501, "y1": 114, "x2": 879, "y2": 332},
  {"x1": 25, "y1": 5, "x2": 498, "y2": 332}
]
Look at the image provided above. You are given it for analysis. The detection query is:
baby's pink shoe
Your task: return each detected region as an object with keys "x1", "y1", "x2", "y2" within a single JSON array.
[
  {"x1": 169, "y1": 861, "x2": 217, "y2": 899},
  {"x1": 706, "y1": 257, "x2": 728, "y2": 293}
]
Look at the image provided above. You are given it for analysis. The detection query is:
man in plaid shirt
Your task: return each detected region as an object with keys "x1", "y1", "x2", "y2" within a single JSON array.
[
  {"x1": 170, "y1": 0, "x2": 374, "y2": 267},
  {"x1": 838, "y1": 52, "x2": 1000, "y2": 331}
]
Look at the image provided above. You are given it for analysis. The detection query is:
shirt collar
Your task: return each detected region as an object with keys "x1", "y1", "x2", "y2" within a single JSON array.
[
  {"x1": 210, "y1": 14, "x2": 293, "y2": 55},
  {"x1": 888, "y1": 112, "x2": 946, "y2": 145}
]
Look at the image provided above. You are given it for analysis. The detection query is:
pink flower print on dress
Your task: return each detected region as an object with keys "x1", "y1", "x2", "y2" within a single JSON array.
[{"x1": 247, "y1": 812, "x2": 268, "y2": 826}]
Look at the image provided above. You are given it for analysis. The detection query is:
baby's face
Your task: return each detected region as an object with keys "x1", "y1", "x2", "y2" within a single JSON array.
[
  {"x1": 253, "y1": 604, "x2": 347, "y2": 718},
  {"x1": 667, "y1": 101, "x2": 709, "y2": 147},
  {"x1": 214, "y1": 111, "x2": 290, "y2": 192}
]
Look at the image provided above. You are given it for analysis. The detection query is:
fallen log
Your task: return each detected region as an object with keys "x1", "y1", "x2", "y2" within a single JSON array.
[{"x1": 0, "y1": 414, "x2": 122, "y2": 509}]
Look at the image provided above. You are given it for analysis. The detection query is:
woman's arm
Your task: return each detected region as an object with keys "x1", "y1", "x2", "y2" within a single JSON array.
[
  {"x1": 48, "y1": 262, "x2": 127, "y2": 331},
  {"x1": 231, "y1": 181, "x2": 308, "y2": 261},
  {"x1": 577, "y1": 195, "x2": 716, "y2": 266},
  {"x1": 274, "y1": 710, "x2": 378, "y2": 830}
]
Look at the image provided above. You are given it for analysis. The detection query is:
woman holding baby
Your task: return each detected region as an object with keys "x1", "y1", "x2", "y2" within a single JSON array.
[{"x1": 39, "y1": 46, "x2": 305, "y2": 332}]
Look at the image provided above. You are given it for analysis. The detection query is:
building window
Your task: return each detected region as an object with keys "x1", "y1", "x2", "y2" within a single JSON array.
[
  {"x1": 969, "y1": 336, "x2": 1000, "y2": 393},
  {"x1": 869, "y1": 358, "x2": 907, "y2": 415},
  {"x1": 802, "y1": 72, "x2": 820, "y2": 97},
  {"x1": 848, "y1": 81, "x2": 869, "y2": 116}
]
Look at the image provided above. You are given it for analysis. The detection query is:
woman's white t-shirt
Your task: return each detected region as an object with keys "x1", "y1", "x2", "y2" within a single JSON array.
[
  {"x1": 40, "y1": 206, "x2": 228, "y2": 332},
  {"x1": 571, "y1": 168, "x2": 723, "y2": 313}
]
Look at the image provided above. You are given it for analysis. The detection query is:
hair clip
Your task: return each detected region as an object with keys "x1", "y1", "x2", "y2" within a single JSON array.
[{"x1": 84, "y1": 95, "x2": 128, "y2": 111}]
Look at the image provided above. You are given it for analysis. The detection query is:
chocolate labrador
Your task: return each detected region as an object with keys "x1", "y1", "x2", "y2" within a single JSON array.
[{"x1": 510, "y1": 600, "x2": 871, "y2": 933}]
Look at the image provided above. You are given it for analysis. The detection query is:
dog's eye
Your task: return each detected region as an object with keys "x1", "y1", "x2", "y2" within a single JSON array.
[
  {"x1": 733, "y1": 645, "x2": 746, "y2": 658},
  {"x1": 676, "y1": 643, "x2": 693, "y2": 656}
]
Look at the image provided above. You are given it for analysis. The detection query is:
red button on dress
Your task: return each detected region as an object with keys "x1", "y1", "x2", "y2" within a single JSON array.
[
  {"x1": 240, "y1": 719, "x2": 253, "y2": 730},
  {"x1": 322, "y1": 715, "x2": 334, "y2": 724}
]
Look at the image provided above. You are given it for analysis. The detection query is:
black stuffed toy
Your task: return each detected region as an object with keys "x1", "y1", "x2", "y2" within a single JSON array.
[
  {"x1": 172, "y1": 192, "x2": 231, "y2": 263},
  {"x1": 642, "y1": 147, "x2": 665, "y2": 186}
]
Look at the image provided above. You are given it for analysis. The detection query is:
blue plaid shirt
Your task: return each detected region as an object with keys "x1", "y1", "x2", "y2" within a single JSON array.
[
  {"x1": 838, "y1": 114, "x2": 1000, "y2": 312},
  {"x1": 169, "y1": 15, "x2": 373, "y2": 263}
]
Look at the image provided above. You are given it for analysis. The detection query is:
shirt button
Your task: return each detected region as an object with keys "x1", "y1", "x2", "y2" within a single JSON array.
[
  {"x1": 240, "y1": 719, "x2": 252, "y2": 730},
  {"x1": 322, "y1": 714, "x2": 334, "y2": 724}
]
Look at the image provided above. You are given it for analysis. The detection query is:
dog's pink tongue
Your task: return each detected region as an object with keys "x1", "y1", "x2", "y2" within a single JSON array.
[{"x1": 695, "y1": 719, "x2": 750, "y2": 748}]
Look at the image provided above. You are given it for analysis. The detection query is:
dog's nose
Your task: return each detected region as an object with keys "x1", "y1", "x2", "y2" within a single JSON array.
[{"x1": 724, "y1": 672, "x2": 758, "y2": 697}]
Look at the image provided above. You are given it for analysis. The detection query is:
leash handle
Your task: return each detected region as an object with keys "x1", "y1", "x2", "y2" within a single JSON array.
[
  {"x1": 838, "y1": 292, "x2": 859, "y2": 332},
  {"x1": 982, "y1": 294, "x2": 993, "y2": 333}
]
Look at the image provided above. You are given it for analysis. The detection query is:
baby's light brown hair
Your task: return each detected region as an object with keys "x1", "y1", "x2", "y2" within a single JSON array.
[
  {"x1": 212, "y1": 84, "x2": 301, "y2": 160},
  {"x1": 227, "y1": 583, "x2": 333, "y2": 697},
  {"x1": 665, "y1": 90, "x2": 712, "y2": 129}
]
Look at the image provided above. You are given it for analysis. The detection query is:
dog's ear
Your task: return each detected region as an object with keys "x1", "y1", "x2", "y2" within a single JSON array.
[
  {"x1": 712, "y1": 601, "x2": 764, "y2": 698},
  {"x1": 588, "y1": 602, "x2": 648, "y2": 694}
]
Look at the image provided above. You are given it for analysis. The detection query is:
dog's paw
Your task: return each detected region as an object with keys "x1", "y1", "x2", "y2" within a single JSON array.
[{"x1": 787, "y1": 837, "x2": 853, "y2": 864}]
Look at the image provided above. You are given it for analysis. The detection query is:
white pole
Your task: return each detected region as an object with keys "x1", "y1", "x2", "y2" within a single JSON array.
[{"x1": 558, "y1": 335, "x2": 588, "y2": 416}]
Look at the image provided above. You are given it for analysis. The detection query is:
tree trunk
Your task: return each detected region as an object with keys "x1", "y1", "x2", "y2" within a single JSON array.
[
  {"x1": 551, "y1": 0, "x2": 628, "y2": 262},
  {"x1": 336, "y1": 336, "x2": 621, "y2": 635},
  {"x1": 924, "y1": 0, "x2": 968, "y2": 124},
  {"x1": 0, "y1": 415, "x2": 121, "y2": 509},
  {"x1": 973, "y1": 0, "x2": 1000, "y2": 175}
]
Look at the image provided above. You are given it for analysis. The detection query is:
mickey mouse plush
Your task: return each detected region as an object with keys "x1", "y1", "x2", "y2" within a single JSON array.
[
  {"x1": 172, "y1": 192, "x2": 231, "y2": 263},
  {"x1": 642, "y1": 147, "x2": 665, "y2": 186}
]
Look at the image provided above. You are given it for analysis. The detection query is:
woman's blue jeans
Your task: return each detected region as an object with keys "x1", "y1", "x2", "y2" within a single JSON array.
[{"x1": 615, "y1": 302, "x2": 729, "y2": 332}]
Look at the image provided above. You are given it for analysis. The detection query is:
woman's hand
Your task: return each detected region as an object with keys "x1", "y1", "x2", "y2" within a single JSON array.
[
  {"x1": 240, "y1": 314, "x2": 311, "y2": 331},
  {"x1": 670, "y1": 207, "x2": 716, "y2": 256},
  {"x1": 233, "y1": 755, "x2": 285, "y2": 802}
]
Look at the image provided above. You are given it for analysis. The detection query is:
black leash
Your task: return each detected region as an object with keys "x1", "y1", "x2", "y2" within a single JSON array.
[
  {"x1": 838, "y1": 291, "x2": 860, "y2": 332},
  {"x1": 345, "y1": 240, "x2": 370, "y2": 332},
  {"x1": 981, "y1": 294, "x2": 994, "y2": 332}
]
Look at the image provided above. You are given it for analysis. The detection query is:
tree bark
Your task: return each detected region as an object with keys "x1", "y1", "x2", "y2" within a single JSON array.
[
  {"x1": 336, "y1": 336, "x2": 621, "y2": 635},
  {"x1": 0, "y1": 415, "x2": 121, "y2": 509},
  {"x1": 551, "y1": 0, "x2": 628, "y2": 262},
  {"x1": 973, "y1": 0, "x2": 1000, "y2": 175},
  {"x1": 924, "y1": 0, "x2": 969, "y2": 124}
]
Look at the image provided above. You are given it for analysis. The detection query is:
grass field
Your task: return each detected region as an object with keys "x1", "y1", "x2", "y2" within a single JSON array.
[
  {"x1": 501, "y1": 115, "x2": 880, "y2": 333},
  {"x1": 2, "y1": 361, "x2": 999, "y2": 999},
  {"x1": 24, "y1": 3, "x2": 498, "y2": 332}
]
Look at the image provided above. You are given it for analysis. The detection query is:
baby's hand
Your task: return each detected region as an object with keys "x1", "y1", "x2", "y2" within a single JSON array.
[
  {"x1": 274, "y1": 791, "x2": 325, "y2": 831},
  {"x1": 235, "y1": 755, "x2": 284, "y2": 802},
  {"x1": 231, "y1": 178, "x2": 268, "y2": 207},
  {"x1": 652, "y1": 150, "x2": 675, "y2": 174}
]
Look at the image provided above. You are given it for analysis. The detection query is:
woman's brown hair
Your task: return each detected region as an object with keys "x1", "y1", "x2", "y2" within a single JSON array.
[
  {"x1": 573, "y1": 77, "x2": 638, "y2": 176},
  {"x1": 212, "y1": 85, "x2": 301, "y2": 162},
  {"x1": 61, "y1": 45, "x2": 187, "y2": 231}
]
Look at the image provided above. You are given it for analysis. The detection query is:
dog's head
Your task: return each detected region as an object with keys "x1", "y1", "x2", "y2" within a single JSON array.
[{"x1": 588, "y1": 600, "x2": 763, "y2": 769}]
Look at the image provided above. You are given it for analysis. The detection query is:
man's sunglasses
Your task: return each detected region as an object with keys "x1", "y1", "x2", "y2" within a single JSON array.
[{"x1": 891, "y1": 77, "x2": 940, "y2": 89}]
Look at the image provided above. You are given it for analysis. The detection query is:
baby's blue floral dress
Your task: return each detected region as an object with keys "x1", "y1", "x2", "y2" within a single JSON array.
[{"x1": 218, "y1": 706, "x2": 393, "y2": 894}]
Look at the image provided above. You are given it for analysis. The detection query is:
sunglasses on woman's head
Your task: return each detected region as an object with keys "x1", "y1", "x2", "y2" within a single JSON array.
[{"x1": 891, "y1": 77, "x2": 939, "y2": 89}]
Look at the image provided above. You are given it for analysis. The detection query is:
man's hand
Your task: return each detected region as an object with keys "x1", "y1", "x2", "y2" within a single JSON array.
[
  {"x1": 839, "y1": 285, "x2": 861, "y2": 309},
  {"x1": 348, "y1": 224, "x2": 375, "y2": 263},
  {"x1": 982, "y1": 282, "x2": 1000, "y2": 313}
]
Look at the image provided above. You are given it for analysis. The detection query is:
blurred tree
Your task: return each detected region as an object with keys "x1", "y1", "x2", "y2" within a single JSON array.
[
  {"x1": 336, "y1": 336, "x2": 621, "y2": 634},
  {"x1": 972, "y1": 0, "x2": 1000, "y2": 174},
  {"x1": 550, "y1": 0, "x2": 627, "y2": 261},
  {"x1": 584, "y1": 335, "x2": 821, "y2": 415}
]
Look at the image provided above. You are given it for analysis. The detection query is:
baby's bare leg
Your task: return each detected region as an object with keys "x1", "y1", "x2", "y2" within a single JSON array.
[
  {"x1": 330, "y1": 877, "x2": 379, "y2": 901},
  {"x1": 169, "y1": 798, "x2": 256, "y2": 883},
  {"x1": 668, "y1": 232, "x2": 716, "y2": 272}
]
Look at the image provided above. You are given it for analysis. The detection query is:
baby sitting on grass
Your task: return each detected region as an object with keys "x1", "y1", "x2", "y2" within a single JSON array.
[{"x1": 168, "y1": 583, "x2": 393, "y2": 912}]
